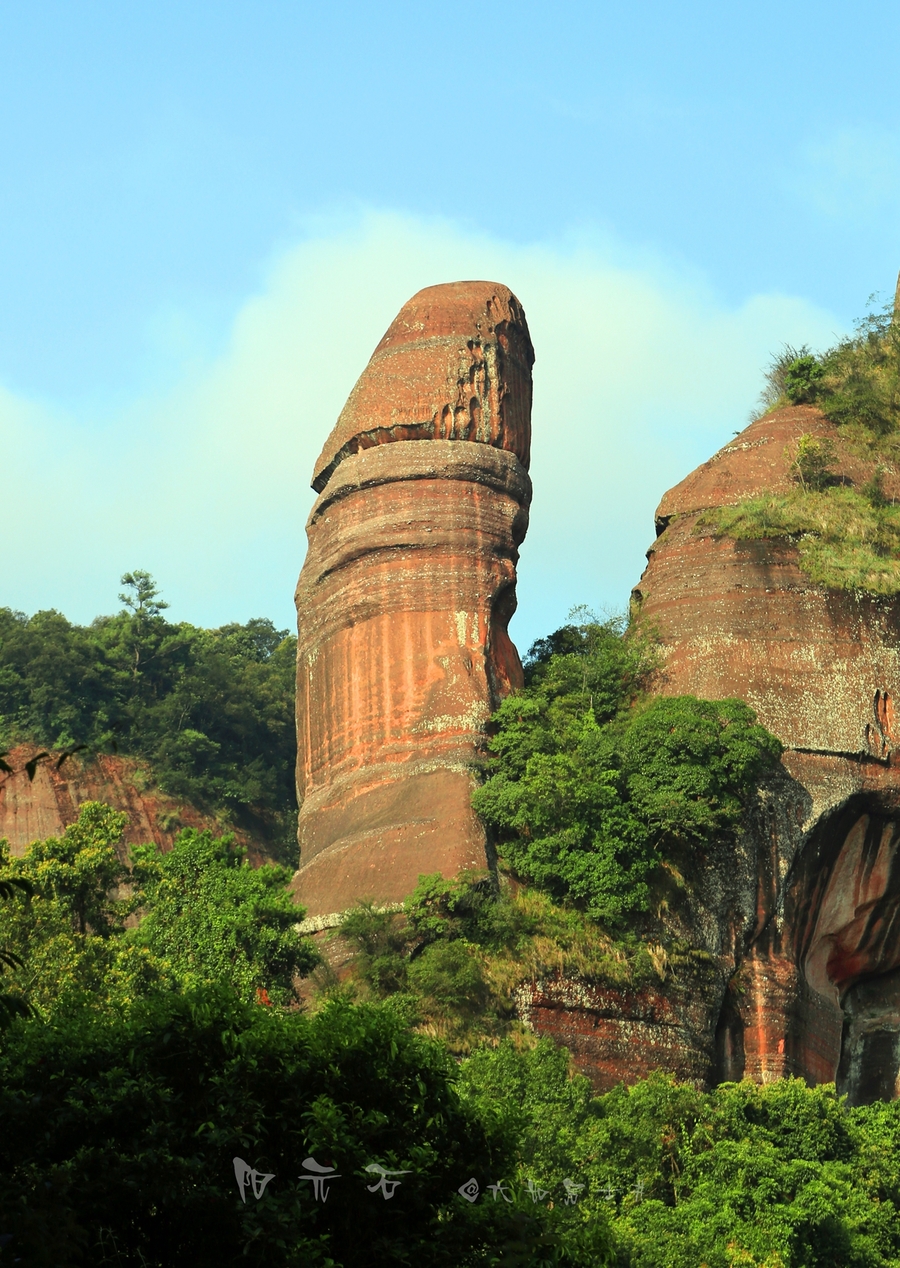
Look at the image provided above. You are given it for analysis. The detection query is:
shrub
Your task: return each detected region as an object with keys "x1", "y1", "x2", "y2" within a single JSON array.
[
  {"x1": 785, "y1": 355, "x2": 826, "y2": 405},
  {"x1": 472, "y1": 617, "x2": 782, "y2": 922},
  {"x1": 790, "y1": 432, "x2": 837, "y2": 491},
  {"x1": 130, "y1": 827, "x2": 319, "y2": 1004}
]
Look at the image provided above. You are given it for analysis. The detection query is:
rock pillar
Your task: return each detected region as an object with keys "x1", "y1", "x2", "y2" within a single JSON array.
[{"x1": 293, "y1": 282, "x2": 533, "y2": 917}]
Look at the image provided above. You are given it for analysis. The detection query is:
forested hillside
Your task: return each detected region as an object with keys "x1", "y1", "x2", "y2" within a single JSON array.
[{"x1": 0, "y1": 571, "x2": 297, "y2": 855}]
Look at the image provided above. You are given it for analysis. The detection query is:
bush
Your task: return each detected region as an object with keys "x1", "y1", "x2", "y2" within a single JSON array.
[
  {"x1": 461, "y1": 1051, "x2": 900, "y2": 1267},
  {"x1": 785, "y1": 355, "x2": 826, "y2": 405},
  {"x1": 472, "y1": 617, "x2": 782, "y2": 922},
  {"x1": 790, "y1": 432, "x2": 837, "y2": 491},
  {"x1": 130, "y1": 827, "x2": 319, "y2": 1004}
]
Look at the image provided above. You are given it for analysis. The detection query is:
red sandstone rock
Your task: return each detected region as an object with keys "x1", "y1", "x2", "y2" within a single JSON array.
[
  {"x1": 293, "y1": 282, "x2": 533, "y2": 916},
  {"x1": 0, "y1": 744, "x2": 225, "y2": 860},
  {"x1": 516, "y1": 971, "x2": 723, "y2": 1092},
  {"x1": 311, "y1": 281, "x2": 532, "y2": 493},
  {"x1": 621, "y1": 404, "x2": 900, "y2": 1103}
]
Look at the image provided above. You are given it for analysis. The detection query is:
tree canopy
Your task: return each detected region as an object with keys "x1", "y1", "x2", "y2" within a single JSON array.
[
  {"x1": 0, "y1": 573, "x2": 297, "y2": 851},
  {"x1": 472, "y1": 615, "x2": 782, "y2": 922}
]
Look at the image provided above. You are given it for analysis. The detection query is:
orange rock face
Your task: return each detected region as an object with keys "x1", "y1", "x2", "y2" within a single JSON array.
[
  {"x1": 0, "y1": 744, "x2": 222, "y2": 861},
  {"x1": 293, "y1": 282, "x2": 533, "y2": 916},
  {"x1": 628, "y1": 404, "x2": 900, "y2": 1103}
]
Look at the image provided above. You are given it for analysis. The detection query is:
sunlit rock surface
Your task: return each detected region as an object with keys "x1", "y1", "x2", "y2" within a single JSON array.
[
  {"x1": 292, "y1": 282, "x2": 533, "y2": 915},
  {"x1": 624, "y1": 405, "x2": 900, "y2": 1104}
]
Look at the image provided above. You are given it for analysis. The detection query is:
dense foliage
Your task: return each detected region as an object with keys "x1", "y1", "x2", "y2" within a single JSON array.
[
  {"x1": 1, "y1": 990, "x2": 611, "y2": 1267},
  {"x1": 5, "y1": 981, "x2": 900, "y2": 1265},
  {"x1": 0, "y1": 571, "x2": 297, "y2": 845},
  {"x1": 471, "y1": 617, "x2": 782, "y2": 921},
  {"x1": 706, "y1": 296, "x2": 900, "y2": 594},
  {"x1": 461, "y1": 1047, "x2": 900, "y2": 1268},
  {"x1": 0, "y1": 802, "x2": 318, "y2": 1016}
]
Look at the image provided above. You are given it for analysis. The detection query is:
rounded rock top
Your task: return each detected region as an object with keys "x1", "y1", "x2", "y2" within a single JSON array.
[{"x1": 311, "y1": 280, "x2": 534, "y2": 493}]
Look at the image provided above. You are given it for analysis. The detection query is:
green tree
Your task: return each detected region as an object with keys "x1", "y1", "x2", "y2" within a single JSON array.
[
  {"x1": 0, "y1": 804, "x2": 320, "y2": 1018},
  {"x1": 462, "y1": 1046, "x2": 900, "y2": 1268},
  {"x1": 0, "y1": 804, "x2": 170, "y2": 1018},
  {"x1": 784, "y1": 354, "x2": 826, "y2": 405},
  {"x1": 130, "y1": 828, "x2": 319, "y2": 1004},
  {"x1": 473, "y1": 616, "x2": 782, "y2": 921},
  {"x1": 0, "y1": 861, "x2": 31, "y2": 1029}
]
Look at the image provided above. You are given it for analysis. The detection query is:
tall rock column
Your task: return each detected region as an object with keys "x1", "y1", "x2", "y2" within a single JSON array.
[{"x1": 293, "y1": 282, "x2": 533, "y2": 917}]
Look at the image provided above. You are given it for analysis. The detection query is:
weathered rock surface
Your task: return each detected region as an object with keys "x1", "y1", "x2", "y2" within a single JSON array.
[
  {"x1": 0, "y1": 744, "x2": 222, "y2": 861},
  {"x1": 293, "y1": 282, "x2": 533, "y2": 916},
  {"x1": 516, "y1": 970, "x2": 725, "y2": 1093},
  {"x1": 611, "y1": 404, "x2": 900, "y2": 1103}
]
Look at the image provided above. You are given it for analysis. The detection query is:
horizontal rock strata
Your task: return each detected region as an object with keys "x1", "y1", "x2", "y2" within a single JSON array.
[
  {"x1": 293, "y1": 282, "x2": 533, "y2": 916},
  {"x1": 624, "y1": 404, "x2": 900, "y2": 1103}
]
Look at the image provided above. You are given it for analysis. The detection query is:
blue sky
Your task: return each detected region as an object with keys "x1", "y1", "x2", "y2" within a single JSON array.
[{"x1": 2, "y1": 1, "x2": 899, "y2": 649}]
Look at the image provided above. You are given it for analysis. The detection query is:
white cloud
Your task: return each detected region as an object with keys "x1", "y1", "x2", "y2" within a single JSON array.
[{"x1": 1, "y1": 211, "x2": 838, "y2": 651}]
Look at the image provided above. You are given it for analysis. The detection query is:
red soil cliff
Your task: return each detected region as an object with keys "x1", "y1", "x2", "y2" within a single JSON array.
[
  {"x1": 292, "y1": 282, "x2": 533, "y2": 916},
  {"x1": 0, "y1": 744, "x2": 220, "y2": 860}
]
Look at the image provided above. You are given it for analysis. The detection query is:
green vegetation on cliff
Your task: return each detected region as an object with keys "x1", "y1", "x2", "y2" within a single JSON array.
[
  {"x1": 326, "y1": 615, "x2": 779, "y2": 1060},
  {"x1": 703, "y1": 297, "x2": 900, "y2": 595},
  {"x1": 472, "y1": 614, "x2": 782, "y2": 922},
  {"x1": 0, "y1": 802, "x2": 318, "y2": 1017},
  {"x1": 776, "y1": 299, "x2": 900, "y2": 433},
  {"x1": 701, "y1": 484, "x2": 900, "y2": 595},
  {"x1": 0, "y1": 571, "x2": 297, "y2": 850}
]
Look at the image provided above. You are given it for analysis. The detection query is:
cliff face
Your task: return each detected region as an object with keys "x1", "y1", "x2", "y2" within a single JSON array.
[
  {"x1": 624, "y1": 405, "x2": 900, "y2": 1103},
  {"x1": 0, "y1": 744, "x2": 223, "y2": 861},
  {"x1": 293, "y1": 282, "x2": 533, "y2": 916}
]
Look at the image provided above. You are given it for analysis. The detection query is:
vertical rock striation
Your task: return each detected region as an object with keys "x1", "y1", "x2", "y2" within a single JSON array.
[
  {"x1": 293, "y1": 282, "x2": 533, "y2": 917},
  {"x1": 631, "y1": 404, "x2": 900, "y2": 1102}
]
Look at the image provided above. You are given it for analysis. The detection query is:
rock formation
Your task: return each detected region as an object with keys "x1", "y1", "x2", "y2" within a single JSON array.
[
  {"x1": 0, "y1": 744, "x2": 224, "y2": 861},
  {"x1": 293, "y1": 282, "x2": 534, "y2": 917},
  {"x1": 525, "y1": 404, "x2": 900, "y2": 1101}
]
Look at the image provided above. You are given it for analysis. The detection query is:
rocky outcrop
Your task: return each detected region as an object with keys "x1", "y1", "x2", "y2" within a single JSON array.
[
  {"x1": 0, "y1": 744, "x2": 222, "y2": 861},
  {"x1": 516, "y1": 968, "x2": 725, "y2": 1093},
  {"x1": 293, "y1": 282, "x2": 533, "y2": 916},
  {"x1": 615, "y1": 404, "x2": 900, "y2": 1104}
]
